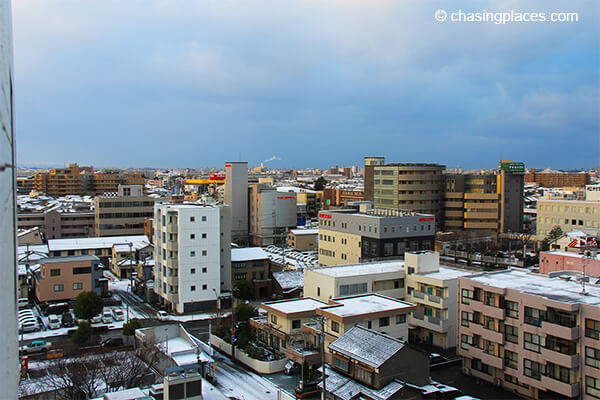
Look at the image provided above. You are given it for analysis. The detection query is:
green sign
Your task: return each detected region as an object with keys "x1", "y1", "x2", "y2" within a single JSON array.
[{"x1": 500, "y1": 162, "x2": 524, "y2": 173}]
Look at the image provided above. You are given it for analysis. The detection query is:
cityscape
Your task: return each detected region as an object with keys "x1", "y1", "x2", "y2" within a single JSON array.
[{"x1": 1, "y1": 1, "x2": 600, "y2": 400}]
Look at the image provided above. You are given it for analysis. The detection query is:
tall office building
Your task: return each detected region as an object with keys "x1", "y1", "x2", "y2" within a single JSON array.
[
  {"x1": 363, "y1": 156, "x2": 385, "y2": 202},
  {"x1": 248, "y1": 183, "x2": 297, "y2": 246},
  {"x1": 224, "y1": 161, "x2": 248, "y2": 244},
  {"x1": 94, "y1": 184, "x2": 156, "y2": 237},
  {"x1": 153, "y1": 203, "x2": 231, "y2": 313},
  {"x1": 0, "y1": 0, "x2": 18, "y2": 394}
]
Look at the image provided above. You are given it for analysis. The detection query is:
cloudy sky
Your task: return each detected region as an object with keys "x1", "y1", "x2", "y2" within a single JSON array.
[{"x1": 12, "y1": 0, "x2": 599, "y2": 170}]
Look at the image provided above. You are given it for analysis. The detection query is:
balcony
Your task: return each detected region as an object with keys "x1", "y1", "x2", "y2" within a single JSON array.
[
  {"x1": 465, "y1": 322, "x2": 504, "y2": 345},
  {"x1": 540, "y1": 375, "x2": 580, "y2": 398},
  {"x1": 541, "y1": 321, "x2": 579, "y2": 340},
  {"x1": 468, "y1": 300, "x2": 505, "y2": 320},
  {"x1": 540, "y1": 347, "x2": 579, "y2": 368},
  {"x1": 464, "y1": 221, "x2": 498, "y2": 230},
  {"x1": 284, "y1": 346, "x2": 322, "y2": 366},
  {"x1": 407, "y1": 291, "x2": 448, "y2": 309},
  {"x1": 408, "y1": 313, "x2": 449, "y2": 333},
  {"x1": 463, "y1": 345, "x2": 504, "y2": 369},
  {"x1": 167, "y1": 241, "x2": 178, "y2": 251}
]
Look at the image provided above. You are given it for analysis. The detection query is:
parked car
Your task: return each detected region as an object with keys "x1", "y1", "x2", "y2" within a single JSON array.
[
  {"x1": 157, "y1": 310, "x2": 169, "y2": 321},
  {"x1": 429, "y1": 353, "x2": 448, "y2": 365},
  {"x1": 284, "y1": 360, "x2": 300, "y2": 375},
  {"x1": 102, "y1": 310, "x2": 113, "y2": 324},
  {"x1": 19, "y1": 321, "x2": 40, "y2": 333},
  {"x1": 46, "y1": 349, "x2": 64, "y2": 359},
  {"x1": 61, "y1": 312, "x2": 75, "y2": 328},
  {"x1": 17, "y1": 298, "x2": 29, "y2": 309},
  {"x1": 19, "y1": 340, "x2": 52, "y2": 354},
  {"x1": 45, "y1": 302, "x2": 70, "y2": 316},
  {"x1": 112, "y1": 308, "x2": 125, "y2": 321},
  {"x1": 47, "y1": 314, "x2": 61, "y2": 330},
  {"x1": 90, "y1": 314, "x2": 102, "y2": 324},
  {"x1": 101, "y1": 337, "x2": 124, "y2": 347}
]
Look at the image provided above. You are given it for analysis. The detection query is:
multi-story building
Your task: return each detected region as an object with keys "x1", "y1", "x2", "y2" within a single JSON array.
[
  {"x1": 92, "y1": 170, "x2": 145, "y2": 196},
  {"x1": 536, "y1": 193, "x2": 600, "y2": 239},
  {"x1": 525, "y1": 168, "x2": 591, "y2": 188},
  {"x1": 16, "y1": 176, "x2": 35, "y2": 194},
  {"x1": 153, "y1": 203, "x2": 231, "y2": 313},
  {"x1": 18, "y1": 207, "x2": 94, "y2": 239},
  {"x1": 304, "y1": 260, "x2": 406, "y2": 302},
  {"x1": 404, "y1": 251, "x2": 473, "y2": 349},
  {"x1": 224, "y1": 162, "x2": 248, "y2": 244},
  {"x1": 540, "y1": 251, "x2": 600, "y2": 277},
  {"x1": 47, "y1": 235, "x2": 150, "y2": 267},
  {"x1": 34, "y1": 164, "x2": 83, "y2": 196},
  {"x1": 231, "y1": 247, "x2": 272, "y2": 299},
  {"x1": 34, "y1": 255, "x2": 103, "y2": 303},
  {"x1": 363, "y1": 156, "x2": 385, "y2": 202},
  {"x1": 287, "y1": 228, "x2": 318, "y2": 251},
  {"x1": 248, "y1": 183, "x2": 297, "y2": 246},
  {"x1": 457, "y1": 269, "x2": 600, "y2": 399},
  {"x1": 317, "y1": 208, "x2": 435, "y2": 266},
  {"x1": 94, "y1": 184, "x2": 156, "y2": 237},
  {"x1": 322, "y1": 188, "x2": 364, "y2": 209}
]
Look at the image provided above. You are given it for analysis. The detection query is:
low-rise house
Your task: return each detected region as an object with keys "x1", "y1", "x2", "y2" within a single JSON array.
[
  {"x1": 231, "y1": 247, "x2": 272, "y2": 299},
  {"x1": 287, "y1": 228, "x2": 318, "y2": 251},
  {"x1": 272, "y1": 270, "x2": 303, "y2": 298},
  {"x1": 48, "y1": 235, "x2": 151, "y2": 267},
  {"x1": 34, "y1": 255, "x2": 103, "y2": 302}
]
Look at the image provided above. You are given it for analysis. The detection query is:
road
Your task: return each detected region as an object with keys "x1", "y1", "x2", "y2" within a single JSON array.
[
  {"x1": 212, "y1": 351, "x2": 279, "y2": 400},
  {"x1": 113, "y1": 288, "x2": 158, "y2": 319}
]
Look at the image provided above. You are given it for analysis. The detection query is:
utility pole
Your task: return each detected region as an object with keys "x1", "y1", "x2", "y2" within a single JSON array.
[{"x1": 317, "y1": 315, "x2": 326, "y2": 400}]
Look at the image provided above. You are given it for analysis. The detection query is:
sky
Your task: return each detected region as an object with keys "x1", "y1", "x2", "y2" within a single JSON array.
[{"x1": 12, "y1": 0, "x2": 600, "y2": 170}]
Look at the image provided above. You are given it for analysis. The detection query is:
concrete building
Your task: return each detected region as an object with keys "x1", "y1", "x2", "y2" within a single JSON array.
[
  {"x1": 92, "y1": 170, "x2": 145, "y2": 196},
  {"x1": 457, "y1": 269, "x2": 600, "y2": 399},
  {"x1": 404, "y1": 251, "x2": 473, "y2": 349},
  {"x1": 537, "y1": 195, "x2": 600, "y2": 239},
  {"x1": 525, "y1": 169, "x2": 591, "y2": 188},
  {"x1": 540, "y1": 251, "x2": 600, "y2": 277},
  {"x1": 322, "y1": 188, "x2": 364, "y2": 209},
  {"x1": 304, "y1": 260, "x2": 406, "y2": 302},
  {"x1": 47, "y1": 235, "x2": 150, "y2": 267},
  {"x1": 231, "y1": 247, "x2": 272, "y2": 299},
  {"x1": 363, "y1": 156, "x2": 385, "y2": 202},
  {"x1": 248, "y1": 183, "x2": 297, "y2": 246},
  {"x1": 153, "y1": 203, "x2": 231, "y2": 313},
  {"x1": 18, "y1": 207, "x2": 95, "y2": 239},
  {"x1": 286, "y1": 228, "x2": 318, "y2": 251},
  {"x1": 34, "y1": 164, "x2": 83, "y2": 196},
  {"x1": 34, "y1": 255, "x2": 102, "y2": 302},
  {"x1": 224, "y1": 162, "x2": 248, "y2": 244},
  {"x1": 317, "y1": 208, "x2": 435, "y2": 266},
  {"x1": 94, "y1": 184, "x2": 156, "y2": 237}
]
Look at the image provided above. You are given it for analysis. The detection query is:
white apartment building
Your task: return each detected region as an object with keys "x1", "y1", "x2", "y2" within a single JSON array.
[{"x1": 154, "y1": 203, "x2": 231, "y2": 313}]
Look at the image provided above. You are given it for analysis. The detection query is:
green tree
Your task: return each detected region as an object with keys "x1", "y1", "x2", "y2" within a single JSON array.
[
  {"x1": 73, "y1": 291, "x2": 103, "y2": 321},
  {"x1": 314, "y1": 176, "x2": 326, "y2": 191},
  {"x1": 233, "y1": 280, "x2": 255, "y2": 301},
  {"x1": 123, "y1": 318, "x2": 142, "y2": 336},
  {"x1": 72, "y1": 321, "x2": 92, "y2": 346},
  {"x1": 234, "y1": 303, "x2": 258, "y2": 323},
  {"x1": 542, "y1": 225, "x2": 564, "y2": 250}
]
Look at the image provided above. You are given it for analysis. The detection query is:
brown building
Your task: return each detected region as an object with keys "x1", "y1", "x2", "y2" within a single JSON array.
[
  {"x1": 16, "y1": 176, "x2": 35, "y2": 194},
  {"x1": 525, "y1": 169, "x2": 591, "y2": 188},
  {"x1": 363, "y1": 156, "x2": 385, "y2": 202},
  {"x1": 286, "y1": 228, "x2": 318, "y2": 251},
  {"x1": 18, "y1": 208, "x2": 94, "y2": 240},
  {"x1": 144, "y1": 217, "x2": 154, "y2": 243},
  {"x1": 94, "y1": 185, "x2": 155, "y2": 237},
  {"x1": 92, "y1": 171, "x2": 145, "y2": 196},
  {"x1": 231, "y1": 247, "x2": 272, "y2": 299},
  {"x1": 322, "y1": 187, "x2": 364, "y2": 208},
  {"x1": 34, "y1": 255, "x2": 103, "y2": 303},
  {"x1": 34, "y1": 164, "x2": 83, "y2": 197}
]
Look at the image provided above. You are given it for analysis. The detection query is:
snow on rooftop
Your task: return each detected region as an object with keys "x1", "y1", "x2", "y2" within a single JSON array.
[
  {"x1": 289, "y1": 228, "x2": 318, "y2": 235},
  {"x1": 323, "y1": 294, "x2": 414, "y2": 317},
  {"x1": 264, "y1": 298, "x2": 327, "y2": 314},
  {"x1": 231, "y1": 247, "x2": 269, "y2": 262},
  {"x1": 467, "y1": 269, "x2": 600, "y2": 305},
  {"x1": 312, "y1": 260, "x2": 405, "y2": 277},
  {"x1": 420, "y1": 266, "x2": 474, "y2": 280},
  {"x1": 272, "y1": 270, "x2": 303, "y2": 290},
  {"x1": 48, "y1": 235, "x2": 150, "y2": 251},
  {"x1": 329, "y1": 325, "x2": 405, "y2": 368}
]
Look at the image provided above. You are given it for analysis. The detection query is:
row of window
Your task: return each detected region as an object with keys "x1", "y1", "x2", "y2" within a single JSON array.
[
  {"x1": 49, "y1": 267, "x2": 92, "y2": 277},
  {"x1": 54, "y1": 282, "x2": 83, "y2": 292}
]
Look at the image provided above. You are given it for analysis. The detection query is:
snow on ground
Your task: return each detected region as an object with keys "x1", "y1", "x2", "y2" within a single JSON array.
[{"x1": 212, "y1": 352, "x2": 279, "y2": 400}]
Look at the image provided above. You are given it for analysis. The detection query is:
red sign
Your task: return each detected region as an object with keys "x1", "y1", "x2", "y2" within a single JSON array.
[
  {"x1": 225, "y1": 164, "x2": 231, "y2": 167},
  {"x1": 209, "y1": 174, "x2": 225, "y2": 180},
  {"x1": 419, "y1": 217, "x2": 435, "y2": 222},
  {"x1": 319, "y1": 213, "x2": 332, "y2": 219},
  {"x1": 277, "y1": 196, "x2": 295, "y2": 200}
]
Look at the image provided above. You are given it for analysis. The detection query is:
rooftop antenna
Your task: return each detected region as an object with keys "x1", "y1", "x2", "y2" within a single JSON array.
[{"x1": 580, "y1": 246, "x2": 597, "y2": 295}]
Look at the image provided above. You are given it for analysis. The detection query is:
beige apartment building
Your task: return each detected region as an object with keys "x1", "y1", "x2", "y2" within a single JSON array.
[
  {"x1": 458, "y1": 269, "x2": 600, "y2": 399},
  {"x1": 286, "y1": 228, "x2": 318, "y2": 251},
  {"x1": 35, "y1": 255, "x2": 103, "y2": 302},
  {"x1": 94, "y1": 185, "x2": 156, "y2": 237},
  {"x1": 404, "y1": 251, "x2": 473, "y2": 349},
  {"x1": 536, "y1": 198, "x2": 600, "y2": 239},
  {"x1": 18, "y1": 207, "x2": 94, "y2": 239},
  {"x1": 34, "y1": 164, "x2": 83, "y2": 196}
]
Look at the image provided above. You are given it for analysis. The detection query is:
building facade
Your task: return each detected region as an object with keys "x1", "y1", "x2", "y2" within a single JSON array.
[
  {"x1": 525, "y1": 169, "x2": 591, "y2": 188},
  {"x1": 35, "y1": 255, "x2": 102, "y2": 303},
  {"x1": 153, "y1": 203, "x2": 231, "y2": 313},
  {"x1": 18, "y1": 208, "x2": 94, "y2": 239},
  {"x1": 224, "y1": 162, "x2": 248, "y2": 244},
  {"x1": 94, "y1": 184, "x2": 156, "y2": 237},
  {"x1": 317, "y1": 208, "x2": 435, "y2": 266},
  {"x1": 457, "y1": 269, "x2": 600, "y2": 399},
  {"x1": 248, "y1": 183, "x2": 297, "y2": 246},
  {"x1": 231, "y1": 247, "x2": 272, "y2": 299},
  {"x1": 287, "y1": 228, "x2": 318, "y2": 251},
  {"x1": 536, "y1": 198, "x2": 600, "y2": 239}
]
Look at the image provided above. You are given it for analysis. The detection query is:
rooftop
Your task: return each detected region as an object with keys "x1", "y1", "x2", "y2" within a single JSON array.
[
  {"x1": 328, "y1": 325, "x2": 405, "y2": 368},
  {"x1": 262, "y1": 297, "x2": 327, "y2": 315},
  {"x1": 466, "y1": 269, "x2": 600, "y2": 305},
  {"x1": 272, "y1": 270, "x2": 303, "y2": 290},
  {"x1": 322, "y1": 294, "x2": 414, "y2": 318},
  {"x1": 419, "y1": 266, "x2": 474, "y2": 280},
  {"x1": 231, "y1": 247, "x2": 270, "y2": 262},
  {"x1": 40, "y1": 255, "x2": 100, "y2": 264},
  {"x1": 289, "y1": 228, "x2": 319, "y2": 235},
  {"x1": 48, "y1": 235, "x2": 150, "y2": 251},
  {"x1": 310, "y1": 260, "x2": 405, "y2": 278}
]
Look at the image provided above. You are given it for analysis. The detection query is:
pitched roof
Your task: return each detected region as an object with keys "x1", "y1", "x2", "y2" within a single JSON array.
[{"x1": 328, "y1": 325, "x2": 405, "y2": 368}]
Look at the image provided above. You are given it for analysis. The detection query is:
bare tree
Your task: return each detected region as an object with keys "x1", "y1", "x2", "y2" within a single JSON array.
[
  {"x1": 43, "y1": 356, "x2": 103, "y2": 399},
  {"x1": 100, "y1": 351, "x2": 157, "y2": 392}
]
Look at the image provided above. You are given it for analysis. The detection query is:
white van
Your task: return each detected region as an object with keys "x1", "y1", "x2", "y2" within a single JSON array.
[{"x1": 102, "y1": 310, "x2": 113, "y2": 324}]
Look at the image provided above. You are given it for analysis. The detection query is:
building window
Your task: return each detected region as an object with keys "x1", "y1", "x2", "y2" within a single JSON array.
[
  {"x1": 461, "y1": 288, "x2": 473, "y2": 304},
  {"x1": 73, "y1": 267, "x2": 91, "y2": 275},
  {"x1": 331, "y1": 321, "x2": 340, "y2": 333},
  {"x1": 190, "y1": 251, "x2": 196, "y2": 257},
  {"x1": 73, "y1": 282, "x2": 83, "y2": 290},
  {"x1": 354, "y1": 366, "x2": 372, "y2": 385},
  {"x1": 317, "y1": 287, "x2": 320, "y2": 297},
  {"x1": 461, "y1": 334, "x2": 474, "y2": 350},
  {"x1": 524, "y1": 332, "x2": 543, "y2": 353},
  {"x1": 271, "y1": 314, "x2": 277, "y2": 324},
  {"x1": 586, "y1": 376, "x2": 600, "y2": 399},
  {"x1": 396, "y1": 314, "x2": 406, "y2": 324},
  {"x1": 50, "y1": 269, "x2": 61, "y2": 277},
  {"x1": 333, "y1": 356, "x2": 349, "y2": 372},
  {"x1": 190, "y1": 268, "x2": 195, "y2": 274},
  {"x1": 547, "y1": 362, "x2": 574, "y2": 384},
  {"x1": 202, "y1": 250, "x2": 207, "y2": 256},
  {"x1": 190, "y1": 216, "x2": 195, "y2": 222},
  {"x1": 339, "y1": 283, "x2": 367, "y2": 296},
  {"x1": 191, "y1": 285, "x2": 196, "y2": 291},
  {"x1": 202, "y1": 233, "x2": 207, "y2": 239},
  {"x1": 586, "y1": 346, "x2": 600, "y2": 369},
  {"x1": 504, "y1": 325, "x2": 519, "y2": 344},
  {"x1": 292, "y1": 320, "x2": 301, "y2": 329},
  {"x1": 524, "y1": 307, "x2": 544, "y2": 327},
  {"x1": 505, "y1": 300, "x2": 519, "y2": 319},
  {"x1": 379, "y1": 316, "x2": 390, "y2": 327},
  {"x1": 202, "y1": 216, "x2": 207, "y2": 222},
  {"x1": 202, "y1": 267, "x2": 207, "y2": 273},
  {"x1": 202, "y1": 284, "x2": 207, "y2": 290},
  {"x1": 504, "y1": 349, "x2": 518, "y2": 369},
  {"x1": 190, "y1": 234, "x2": 195, "y2": 239},
  {"x1": 53, "y1": 284, "x2": 64, "y2": 292},
  {"x1": 471, "y1": 358, "x2": 492, "y2": 375},
  {"x1": 524, "y1": 359, "x2": 544, "y2": 380},
  {"x1": 586, "y1": 319, "x2": 600, "y2": 340}
]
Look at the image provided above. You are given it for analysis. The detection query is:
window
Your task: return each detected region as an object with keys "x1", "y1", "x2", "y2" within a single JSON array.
[
  {"x1": 202, "y1": 233, "x2": 207, "y2": 239},
  {"x1": 504, "y1": 349, "x2": 518, "y2": 369},
  {"x1": 317, "y1": 287, "x2": 320, "y2": 297},
  {"x1": 396, "y1": 314, "x2": 406, "y2": 324},
  {"x1": 339, "y1": 283, "x2": 367, "y2": 296},
  {"x1": 504, "y1": 325, "x2": 518, "y2": 344},
  {"x1": 202, "y1": 250, "x2": 207, "y2": 256},
  {"x1": 202, "y1": 267, "x2": 207, "y2": 273},
  {"x1": 523, "y1": 359, "x2": 544, "y2": 380},
  {"x1": 201, "y1": 216, "x2": 207, "y2": 222},
  {"x1": 331, "y1": 321, "x2": 340, "y2": 333},
  {"x1": 586, "y1": 376, "x2": 600, "y2": 399},
  {"x1": 292, "y1": 320, "x2": 301, "y2": 329},
  {"x1": 190, "y1": 251, "x2": 196, "y2": 257},
  {"x1": 524, "y1": 307, "x2": 544, "y2": 327},
  {"x1": 586, "y1": 346, "x2": 600, "y2": 369},
  {"x1": 545, "y1": 335, "x2": 576, "y2": 355},
  {"x1": 190, "y1": 234, "x2": 195, "y2": 239},
  {"x1": 461, "y1": 288, "x2": 473, "y2": 304},
  {"x1": 191, "y1": 268, "x2": 196, "y2": 274},
  {"x1": 379, "y1": 316, "x2": 390, "y2": 327},
  {"x1": 53, "y1": 284, "x2": 64, "y2": 292},
  {"x1": 271, "y1": 314, "x2": 277, "y2": 324},
  {"x1": 461, "y1": 311, "x2": 472, "y2": 327},
  {"x1": 355, "y1": 366, "x2": 372, "y2": 385},
  {"x1": 73, "y1": 282, "x2": 83, "y2": 290},
  {"x1": 471, "y1": 358, "x2": 492, "y2": 375},
  {"x1": 586, "y1": 319, "x2": 600, "y2": 340},
  {"x1": 547, "y1": 362, "x2": 574, "y2": 384},
  {"x1": 524, "y1": 332, "x2": 543, "y2": 353},
  {"x1": 333, "y1": 356, "x2": 349, "y2": 372},
  {"x1": 505, "y1": 300, "x2": 518, "y2": 319},
  {"x1": 461, "y1": 334, "x2": 474, "y2": 349},
  {"x1": 202, "y1": 284, "x2": 207, "y2": 290},
  {"x1": 191, "y1": 285, "x2": 196, "y2": 291},
  {"x1": 50, "y1": 269, "x2": 61, "y2": 277},
  {"x1": 190, "y1": 216, "x2": 195, "y2": 222},
  {"x1": 73, "y1": 267, "x2": 91, "y2": 275}
]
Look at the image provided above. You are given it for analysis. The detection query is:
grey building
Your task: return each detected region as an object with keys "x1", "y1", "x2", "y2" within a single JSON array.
[{"x1": 224, "y1": 162, "x2": 248, "y2": 244}]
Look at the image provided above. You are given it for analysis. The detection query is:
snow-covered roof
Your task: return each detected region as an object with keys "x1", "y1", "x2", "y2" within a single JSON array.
[
  {"x1": 328, "y1": 325, "x2": 405, "y2": 368},
  {"x1": 40, "y1": 255, "x2": 99, "y2": 264},
  {"x1": 419, "y1": 266, "x2": 474, "y2": 280},
  {"x1": 263, "y1": 298, "x2": 327, "y2": 315},
  {"x1": 48, "y1": 235, "x2": 150, "y2": 251},
  {"x1": 231, "y1": 247, "x2": 270, "y2": 262},
  {"x1": 272, "y1": 270, "x2": 303, "y2": 290},
  {"x1": 322, "y1": 294, "x2": 414, "y2": 318},
  {"x1": 289, "y1": 228, "x2": 318, "y2": 236},
  {"x1": 311, "y1": 260, "x2": 405, "y2": 278},
  {"x1": 466, "y1": 269, "x2": 600, "y2": 305},
  {"x1": 102, "y1": 388, "x2": 147, "y2": 400},
  {"x1": 319, "y1": 366, "x2": 404, "y2": 400}
]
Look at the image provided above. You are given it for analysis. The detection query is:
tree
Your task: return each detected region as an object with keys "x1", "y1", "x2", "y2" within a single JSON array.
[
  {"x1": 43, "y1": 356, "x2": 103, "y2": 399},
  {"x1": 72, "y1": 321, "x2": 92, "y2": 346},
  {"x1": 314, "y1": 176, "x2": 326, "y2": 191},
  {"x1": 73, "y1": 291, "x2": 103, "y2": 321},
  {"x1": 233, "y1": 280, "x2": 254, "y2": 301},
  {"x1": 122, "y1": 318, "x2": 142, "y2": 336},
  {"x1": 234, "y1": 303, "x2": 258, "y2": 323},
  {"x1": 542, "y1": 225, "x2": 564, "y2": 251}
]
